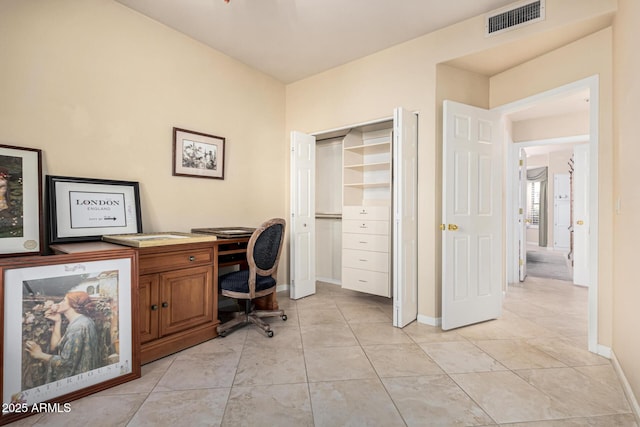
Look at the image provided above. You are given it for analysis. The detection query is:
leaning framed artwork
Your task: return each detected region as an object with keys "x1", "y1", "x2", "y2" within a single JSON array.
[
  {"x1": 47, "y1": 176, "x2": 142, "y2": 244},
  {"x1": 0, "y1": 249, "x2": 140, "y2": 425},
  {"x1": 173, "y1": 127, "x2": 225, "y2": 180},
  {"x1": 0, "y1": 144, "x2": 43, "y2": 257}
]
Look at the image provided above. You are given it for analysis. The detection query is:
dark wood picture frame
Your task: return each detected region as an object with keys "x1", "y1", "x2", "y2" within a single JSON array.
[
  {"x1": 0, "y1": 249, "x2": 140, "y2": 425},
  {"x1": 173, "y1": 127, "x2": 225, "y2": 180},
  {"x1": 46, "y1": 176, "x2": 142, "y2": 244},
  {"x1": 0, "y1": 144, "x2": 43, "y2": 257}
]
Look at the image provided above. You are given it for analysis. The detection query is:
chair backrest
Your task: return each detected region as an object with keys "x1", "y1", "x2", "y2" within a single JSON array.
[{"x1": 247, "y1": 218, "x2": 286, "y2": 278}]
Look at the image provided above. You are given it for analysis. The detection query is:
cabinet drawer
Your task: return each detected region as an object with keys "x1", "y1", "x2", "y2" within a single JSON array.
[
  {"x1": 342, "y1": 233, "x2": 389, "y2": 252},
  {"x1": 342, "y1": 219, "x2": 389, "y2": 235},
  {"x1": 342, "y1": 267, "x2": 390, "y2": 297},
  {"x1": 343, "y1": 249, "x2": 389, "y2": 273},
  {"x1": 343, "y1": 206, "x2": 390, "y2": 221},
  {"x1": 139, "y1": 248, "x2": 213, "y2": 274}
]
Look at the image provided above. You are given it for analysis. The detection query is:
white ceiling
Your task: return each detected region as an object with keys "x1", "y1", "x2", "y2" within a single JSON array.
[{"x1": 115, "y1": 0, "x2": 518, "y2": 83}]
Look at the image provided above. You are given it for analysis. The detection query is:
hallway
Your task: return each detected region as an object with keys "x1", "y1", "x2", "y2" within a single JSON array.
[{"x1": 11, "y1": 279, "x2": 637, "y2": 426}]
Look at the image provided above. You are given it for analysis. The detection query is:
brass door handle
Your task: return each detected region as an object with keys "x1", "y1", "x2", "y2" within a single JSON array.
[
  {"x1": 577, "y1": 220, "x2": 584, "y2": 225},
  {"x1": 448, "y1": 224, "x2": 459, "y2": 231}
]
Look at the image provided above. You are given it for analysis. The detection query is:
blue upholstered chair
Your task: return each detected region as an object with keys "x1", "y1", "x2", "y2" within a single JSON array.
[{"x1": 217, "y1": 218, "x2": 287, "y2": 337}]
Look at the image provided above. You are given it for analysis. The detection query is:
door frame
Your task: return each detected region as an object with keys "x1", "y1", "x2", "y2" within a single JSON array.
[{"x1": 500, "y1": 75, "x2": 600, "y2": 354}]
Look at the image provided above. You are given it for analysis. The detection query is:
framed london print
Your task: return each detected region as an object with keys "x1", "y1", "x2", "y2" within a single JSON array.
[
  {"x1": 0, "y1": 249, "x2": 140, "y2": 425},
  {"x1": 47, "y1": 176, "x2": 142, "y2": 244},
  {"x1": 173, "y1": 127, "x2": 225, "y2": 179},
  {"x1": 0, "y1": 144, "x2": 43, "y2": 257}
]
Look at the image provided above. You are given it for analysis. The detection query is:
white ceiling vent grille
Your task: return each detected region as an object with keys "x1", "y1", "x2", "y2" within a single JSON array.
[{"x1": 485, "y1": 0, "x2": 545, "y2": 37}]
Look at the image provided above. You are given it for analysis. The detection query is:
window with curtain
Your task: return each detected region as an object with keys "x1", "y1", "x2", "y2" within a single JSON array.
[{"x1": 527, "y1": 181, "x2": 541, "y2": 225}]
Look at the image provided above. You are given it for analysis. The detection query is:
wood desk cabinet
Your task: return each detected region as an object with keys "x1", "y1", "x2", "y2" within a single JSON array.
[{"x1": 137, "y1": 241, "x2": 218, "y2": 364}]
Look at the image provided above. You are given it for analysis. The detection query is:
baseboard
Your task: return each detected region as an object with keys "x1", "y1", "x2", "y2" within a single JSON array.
[
  {"x1": 316, "y1": 277, "x2": 342, "y2": 286},
  {"x1": 276, "y1": 283, "x2": 289, "y2": 293},
  {"x1": 417, "y1": 314, "x2": 441, "y2": 327},
  {"x1": 611, "y1": 350, "x2": 640, "y2": 424},
  {"x1": 597, "y1": 344, "x2": 612, "y2": 359}
]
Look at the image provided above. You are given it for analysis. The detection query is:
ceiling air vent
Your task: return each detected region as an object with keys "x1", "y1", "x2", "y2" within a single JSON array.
[{"x1": 485, "y1": 0, "x2": 545, "y2": 37}]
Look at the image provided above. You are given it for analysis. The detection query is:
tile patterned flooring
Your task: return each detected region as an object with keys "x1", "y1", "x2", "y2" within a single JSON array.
[{"x1": 10, "y1": 278, "x2": 638, "y2": 426}]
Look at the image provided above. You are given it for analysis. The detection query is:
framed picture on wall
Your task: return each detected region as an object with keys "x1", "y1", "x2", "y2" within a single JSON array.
[
  {"x1": 0, "y1": 144, "x2": 43, "y2": 257},
  {"x1": 173, "y1": 127, "x2": 225, "y2": 180},
  {"x1": 47, "y1": 176, "x2": 142, "y2": 244},
  {"x1": 0, "y1": 249, "x2": 140, "y2": 425}
]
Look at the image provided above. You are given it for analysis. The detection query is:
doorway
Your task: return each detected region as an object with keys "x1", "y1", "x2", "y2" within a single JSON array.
[{"x1": 502, "y1": 75, "x2": 599, "y2": 354}]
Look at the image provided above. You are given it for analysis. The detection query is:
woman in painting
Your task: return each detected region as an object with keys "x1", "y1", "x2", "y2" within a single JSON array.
[
  {"x1": 25, "y1": 291, "x2": 100, "y2": 381},
  {"x1": 0, "y1": 167, "x2": 9, "y2": 212}
]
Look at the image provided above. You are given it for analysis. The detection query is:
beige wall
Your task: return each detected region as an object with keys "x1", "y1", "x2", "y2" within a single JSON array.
[
  {"x1": 613, "y1": 0, "x2": 640, "y2": 405},
  {"x1": 512, "y1": 111, "x2": 589, "y2": 142},
  {"x1": 0, "y1": 0, "x2": 287, "y2": 241}
]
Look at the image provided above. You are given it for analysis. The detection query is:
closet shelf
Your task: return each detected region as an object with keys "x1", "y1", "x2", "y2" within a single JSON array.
[
  {"x1": 343, "y1": 141, "x2": 390, "y2": 155},
  {"x1": 343, "y1": 162, "x2": 390, "y2": 171},
  {"x1": 344, "y1": 182, "x2": 390, "y2": 189}
]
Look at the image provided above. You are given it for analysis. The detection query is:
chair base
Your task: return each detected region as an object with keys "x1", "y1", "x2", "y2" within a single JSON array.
[{"x1": 217, "y1": 304, "x2": 287, "y2": 337}]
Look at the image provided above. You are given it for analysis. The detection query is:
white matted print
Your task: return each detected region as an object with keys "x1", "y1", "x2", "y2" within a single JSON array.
[{"x1": 173, "y1": 127, "x2": 225, "y2": 179}]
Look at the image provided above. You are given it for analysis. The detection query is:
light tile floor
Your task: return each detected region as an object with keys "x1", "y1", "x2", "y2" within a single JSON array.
[{"x1": 10, "y1": 278, "x2": 638, "y2": 426}]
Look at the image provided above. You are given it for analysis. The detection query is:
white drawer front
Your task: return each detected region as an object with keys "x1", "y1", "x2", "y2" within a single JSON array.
[
  {"x1": 343, "y1": 206, "x2": 390, "y2": 221},
  {"x1": 342, "y1": 267, "x2": 390, "y2": 297},
  {"x1": 342, "y1": 233, "x2": 389, "y2": 252},
  {"x1": 342, "y1": 219, "x2": 389, "y2": 235},
  {"x1": 343, "y1": 249, "x2": 389, "y2": 273}
]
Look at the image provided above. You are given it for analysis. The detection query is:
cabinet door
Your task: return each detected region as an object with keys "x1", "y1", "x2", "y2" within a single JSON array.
[
  {"x1": 139, "y1": 274, "x2": 160, "y2": 344},
  {"x1": 159, "y1": 265, "x2": 213, "y2": 337}
]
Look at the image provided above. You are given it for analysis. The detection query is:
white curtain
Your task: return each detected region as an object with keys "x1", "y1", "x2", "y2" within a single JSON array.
[{"x1": 527, "y1": 166, "x2": 548, "y2": 247}]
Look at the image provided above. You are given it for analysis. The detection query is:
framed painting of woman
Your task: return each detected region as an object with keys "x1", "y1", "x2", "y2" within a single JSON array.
[
  {"x1": 0, "y1": 248, "x2": 140, "y2": 425},
  {"x1": 0, "y1": 144, "x2": 43, "y2": 257}
]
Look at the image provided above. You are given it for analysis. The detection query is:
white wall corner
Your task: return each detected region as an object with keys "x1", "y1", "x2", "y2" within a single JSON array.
[
  {"x1": 611, "y1": 350, "x2": 640, "y2": 424},
  {"x1": 417, "y1": 314, "x2": 441, "y2": 327}
]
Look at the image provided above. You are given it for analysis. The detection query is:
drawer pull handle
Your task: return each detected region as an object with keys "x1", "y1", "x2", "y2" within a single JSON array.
[
  {"x1": 189, "y1": 256, "x2": 196, "y2": 262},
  {"x1": 359, "y1": 241, "x2": 368, "y2": 244},
  {"x1": 359, "y1": 259, "x2": 368, "y2": 262},
  {"x1": 358, "y1": 280, "x2": 368, "y2": 283},
  {"x1": 360, "y1": 211, "x2": 367, "y2": 215},
  {"x1": 162, "y1": 302, "x2": 169, "y2": 308},
  {"x1": 151, "y1": 304, "x2": 158, "y2": 311},
  {"x1": 360, "y1": 224, "x2": 367, "y2": 228}
]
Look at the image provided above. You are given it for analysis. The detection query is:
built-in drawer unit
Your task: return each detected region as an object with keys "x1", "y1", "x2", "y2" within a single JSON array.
[{"x1": 341, "y1": 205, "x2": 390, "y2": 297}]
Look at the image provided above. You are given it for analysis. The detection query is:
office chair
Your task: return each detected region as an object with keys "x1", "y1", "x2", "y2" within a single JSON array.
[{"x1": 217, "y1": 218, "x2": 287, "y2": 337}]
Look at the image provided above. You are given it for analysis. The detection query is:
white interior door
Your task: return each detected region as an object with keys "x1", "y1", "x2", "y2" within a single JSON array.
[
  {"x1": 554, "y1": 174, "x2": 571, "y2": 249},
  {"x1": 393, "y1": 107, "x2": 418, "y2": 328},
  {"x1": 442, "y1": 100, "x2": 503, "y2": 331},
  {"x1": 519, "y1": 149, "x2": 527, "y2": 281},
  {"x1": 573, "y1": 143, "x2": 589, "y2": 286},
  {"x1": 290, "y1": 131, "x2": 316, "y2": 299}
]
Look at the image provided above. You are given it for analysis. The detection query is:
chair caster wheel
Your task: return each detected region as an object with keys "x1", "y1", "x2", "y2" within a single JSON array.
[
  {"x1": 282, "y1": 314, "x2": 287, "y2": 321},
  {"x1": 219, "y1": 331, "x2": 227, "y2": 337},
  {"x1": 267, "y1": 330, "x2": 274, "y2": 338}
]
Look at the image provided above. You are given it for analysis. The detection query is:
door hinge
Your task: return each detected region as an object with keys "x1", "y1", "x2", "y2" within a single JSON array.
[
  {"x1": 519, "y1": 159, "x2": 523, "y2": 166},
  {"x1": 519, "y1": 208, "x2": 523, "y2": 215},
  {"x1": 519, "y1": 259, "x2": 523, "y2": 266},
  {"x1": 440, "y1": 224, "x2": 445, "y2": 231}
]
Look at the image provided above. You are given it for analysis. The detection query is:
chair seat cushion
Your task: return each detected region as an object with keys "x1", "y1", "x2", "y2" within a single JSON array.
[{"x1": 219, "y1": 269, "x2": 276, "y2": 294}]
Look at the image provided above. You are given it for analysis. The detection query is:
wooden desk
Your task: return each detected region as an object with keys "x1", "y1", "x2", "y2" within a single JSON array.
[{"x1": 51, "y1": 236, "x2": 279, "y2": 364}]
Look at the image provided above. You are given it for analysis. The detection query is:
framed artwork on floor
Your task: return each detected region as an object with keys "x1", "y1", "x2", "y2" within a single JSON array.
[
  {"x1": 0, "y1": 249, "x2": 140, "y2": 425},
  {"x1": 0, "y1": 144, "x2": 43, "y2": 257}
]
